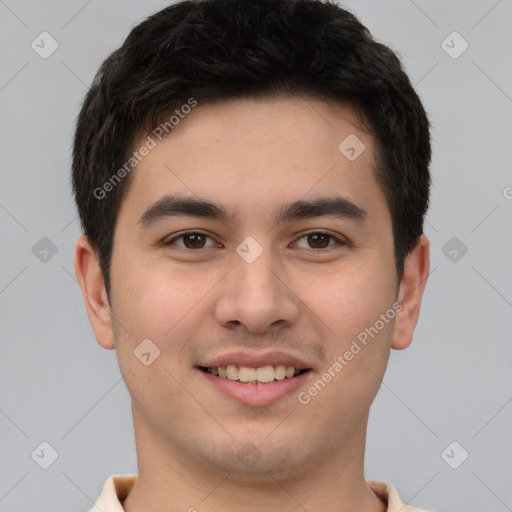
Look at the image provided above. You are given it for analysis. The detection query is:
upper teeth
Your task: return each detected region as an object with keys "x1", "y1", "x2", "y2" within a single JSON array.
[{"x1": 207, "y1": 365, "x2": 300, "y2": 383}]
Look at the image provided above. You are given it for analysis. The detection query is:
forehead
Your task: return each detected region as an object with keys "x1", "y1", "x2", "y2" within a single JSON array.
[
  {"x1": 159, "y1": 96, "x2": 371, "y2": 154},
  {"x1": 118, "y1": 96, "x2": 388, "y2": 226}
]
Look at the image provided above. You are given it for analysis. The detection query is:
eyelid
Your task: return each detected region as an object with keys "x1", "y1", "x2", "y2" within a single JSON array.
[
  {"x1": 292, "y1": 230, "x2": 348, "y2": 249},
  {"x1": 164, "y1": 229, "x2": 347, "y2": 250},
  {"x1": 164, "y1": 230, "x2": 220, "y2": 248}
]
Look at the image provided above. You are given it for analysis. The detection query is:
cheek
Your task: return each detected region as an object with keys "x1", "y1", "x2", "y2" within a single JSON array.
[
  {"x1": 113, "y1": 259, "x2": 192, "y2": 330},
  {"x1": 295, "y1": 266, "x2": 397, "y2": 430},
  {"x1": 111, "y1": 260, "x2": 222, "y2": 367},
  {"x1": 301, "y1": 254, "x2": 397, "y2": 338}
]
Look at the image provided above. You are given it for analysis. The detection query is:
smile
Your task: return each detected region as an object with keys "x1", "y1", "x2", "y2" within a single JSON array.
[{"x1": 200, "y1": 364, "x2": 308, "y2": 384}]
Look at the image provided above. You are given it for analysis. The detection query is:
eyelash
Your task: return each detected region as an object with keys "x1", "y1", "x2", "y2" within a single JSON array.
[{"x1": 163, "y1": 231, "x2": 347, "y2": 250}]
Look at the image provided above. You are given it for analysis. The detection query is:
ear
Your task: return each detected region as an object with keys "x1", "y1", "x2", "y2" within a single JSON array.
[
  {"x1": 74, "y1": 235, "x2": 116, "y2": 350},
  {"x1": 391, "y1": 234, "x2": 430, "y2": 350}
]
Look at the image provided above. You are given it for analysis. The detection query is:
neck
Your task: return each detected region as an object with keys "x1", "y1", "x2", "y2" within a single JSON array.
[{"x1": 122, "y1": 403, "x2": 386, "y2": 512}]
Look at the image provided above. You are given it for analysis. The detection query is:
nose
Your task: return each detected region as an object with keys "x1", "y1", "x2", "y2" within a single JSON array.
[{"x1": 214, "y1": 247, "x2": 300, "y2": 334}]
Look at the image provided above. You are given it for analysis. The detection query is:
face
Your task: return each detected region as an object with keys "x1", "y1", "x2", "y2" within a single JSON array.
[{"x1": 84, "y1": 97, "x2": 418, "y2": 480}]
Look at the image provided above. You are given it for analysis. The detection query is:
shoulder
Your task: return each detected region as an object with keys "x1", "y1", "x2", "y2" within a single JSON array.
[
  {"x1": 366, "y1": 480, "x2": 437, "y2": 512},
  {"x1": 86, "y1": 473, "x2": 137, "y2": 512}
]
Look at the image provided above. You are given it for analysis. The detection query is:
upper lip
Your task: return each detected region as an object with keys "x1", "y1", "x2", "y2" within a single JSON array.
[{"x1": 199, "y1": 350, "x2": 312, "y2": 370}]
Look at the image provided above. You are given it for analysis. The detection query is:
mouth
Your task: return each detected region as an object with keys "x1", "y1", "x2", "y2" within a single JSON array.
[
  {"x1": 196, "y1": 357, "x2": 313, "y2": 406},
  {"x1": 196, "y1": 351, "x2": 314, "y2": 406},
  {"x1": 198, "y1": 364, "x2": 311, "y2": 384}
]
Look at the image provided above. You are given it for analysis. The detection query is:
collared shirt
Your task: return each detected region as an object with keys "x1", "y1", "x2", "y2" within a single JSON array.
[{"x1": 87, "y1": 474, "x2": 435, "y2": 511}]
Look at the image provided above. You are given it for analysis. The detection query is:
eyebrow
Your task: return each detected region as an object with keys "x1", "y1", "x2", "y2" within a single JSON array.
[{"x1": 137, "y1": 194, "x2": 367, "y2": 228}]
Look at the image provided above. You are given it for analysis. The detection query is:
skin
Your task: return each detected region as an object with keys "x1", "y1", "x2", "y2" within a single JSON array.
[{"x1": 75, "y1": 96, "x2": 429, "y2": 512}]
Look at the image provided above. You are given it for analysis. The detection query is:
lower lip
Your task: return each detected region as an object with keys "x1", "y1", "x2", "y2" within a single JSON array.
[{"x1": 198, "y1": 368, "x2": 312, "y2": 407}]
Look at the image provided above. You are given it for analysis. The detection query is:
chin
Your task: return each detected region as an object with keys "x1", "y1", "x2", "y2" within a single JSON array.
[{"x1": 195, "y1": 435, "x2": 314, "y2": 483}]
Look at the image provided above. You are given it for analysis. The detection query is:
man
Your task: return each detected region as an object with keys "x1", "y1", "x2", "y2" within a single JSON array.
[{"x1": 73, "y1": 0, "x2": 433, "y2": 510}]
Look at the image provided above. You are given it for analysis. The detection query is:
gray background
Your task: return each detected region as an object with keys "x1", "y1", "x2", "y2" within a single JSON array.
[{"x1": 1, "y1": 1, "x2": 511, "y2": 511}]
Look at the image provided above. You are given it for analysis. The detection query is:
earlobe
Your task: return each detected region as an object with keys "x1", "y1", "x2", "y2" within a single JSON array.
[
  {"x1": 74, "y1": 235, "x2": 116, "y2": 350},
  {"x1": 391, "y1": 234, "x2": 430, "y2": 350}
]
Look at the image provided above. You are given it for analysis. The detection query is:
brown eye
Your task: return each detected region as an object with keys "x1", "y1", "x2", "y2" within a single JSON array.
[
  {"x1": 182, "y1": 233, "x2": 207, "y2": 249},
  {"x1": 307, "y1": 233, "x2": 332, "y2": 249},
  {"x1": 294, "y1": 232, "x2": 343, "y2": 250},
  {"x1": 165, "y1": 232, "x2": 217, "y2": 249}
]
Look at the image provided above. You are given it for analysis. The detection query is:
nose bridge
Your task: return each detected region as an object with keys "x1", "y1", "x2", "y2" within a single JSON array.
[
  {"x1": 234, "y1": 242, "x2": 283, "y2": 305},
  {"x1": 214, "y1": 241, "x2": 299, "y2": 332}
]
